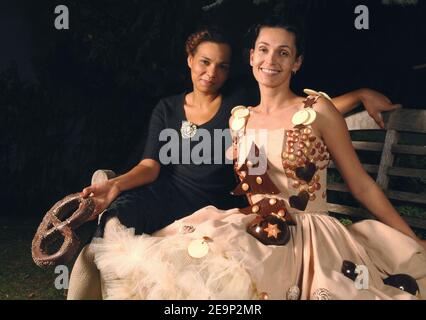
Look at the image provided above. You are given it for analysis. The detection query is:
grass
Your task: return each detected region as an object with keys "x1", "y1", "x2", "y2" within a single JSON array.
[{"x1": 0, "y1": 219, "x2": 66, "y2": 300}]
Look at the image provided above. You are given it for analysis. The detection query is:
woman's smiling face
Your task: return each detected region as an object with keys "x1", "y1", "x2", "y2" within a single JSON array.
[
  {"x1": 250, "y1": 27, "x2": 302, "y2": 88},
  {"x1": 187, "y1": 41, "x2": 231, "y2": 95}
]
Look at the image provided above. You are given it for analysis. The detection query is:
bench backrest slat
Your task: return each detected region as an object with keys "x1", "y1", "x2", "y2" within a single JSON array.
[{"x1": 327, "y1": 109, "x2": 426, "y2": 230}]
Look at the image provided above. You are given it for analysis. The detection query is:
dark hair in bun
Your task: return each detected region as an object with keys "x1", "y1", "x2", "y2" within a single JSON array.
[{"x1": 185, "y1": 26, "x2": 232, "y2": 56}]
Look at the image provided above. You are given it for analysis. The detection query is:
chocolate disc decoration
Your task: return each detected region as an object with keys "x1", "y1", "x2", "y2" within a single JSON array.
[
  {"x1": 231, "y1": 105, "x2": 250, "y2": 131},
  {"x1": 233, "y1": 107, "x2": 250, "y2": 119},
  {"x1": 231, "y1": 117, "x2": 246, "y2": 131},
  {"x1": 32, "y1": 193, "x2": 95, "y2": 268},
  {"x1": 319, "y1": 91, "x2": 332, "y2": 102},
  {"x1": 304, "y1": 109, "x2": 317, "y2": 126},
  {"x1": 292, "y1": 109, "x2": 310, "y2": 126},
  {"x1": 187, "y1": 239, "x2": 210, "y2": 259},
  {"x1": 303, "y1": 89, "x2": 318, "y2": 96},
  {"x1": 303, "y1": 88, "x2": 333, "y2": 102}
]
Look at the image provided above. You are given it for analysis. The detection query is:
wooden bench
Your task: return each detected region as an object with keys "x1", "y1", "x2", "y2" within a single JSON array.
[{"x1": 327, "y1": 108, "x2": 426, "y2": 232}]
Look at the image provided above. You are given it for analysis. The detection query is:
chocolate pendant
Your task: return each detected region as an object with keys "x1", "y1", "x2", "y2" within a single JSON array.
[{"x1": 247, "y1": 214, "x2": 290, "y2": 246}]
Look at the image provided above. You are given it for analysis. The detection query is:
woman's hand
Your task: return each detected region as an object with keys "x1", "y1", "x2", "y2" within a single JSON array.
[
  {"x1": 81, "y1": 180, "x2": 121, "y2": 221},
  {"x1": 359, "y1": 89, "x2": 402, "y2": 129}
]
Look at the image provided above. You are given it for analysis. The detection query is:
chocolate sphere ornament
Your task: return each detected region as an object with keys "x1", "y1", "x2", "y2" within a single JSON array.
[{"x1": 258, "y1": 292, "x2": 269, "y2": 300}]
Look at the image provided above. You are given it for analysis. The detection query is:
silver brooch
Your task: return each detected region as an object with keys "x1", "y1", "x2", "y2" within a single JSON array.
[{"x1": 180, "y1": 121, "x2": 197, "y2": 139}]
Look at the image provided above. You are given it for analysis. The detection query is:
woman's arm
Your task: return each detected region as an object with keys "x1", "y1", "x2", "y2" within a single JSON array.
[
  {"x1": 314, "y1": 98, "x2": 423, "y2": 247},
  {"x1": 331, "y1": 88, "x2": 402, "y2": 128},
  {"x1": 110, "y1": 159, "x2": 160, "y2": 193}
]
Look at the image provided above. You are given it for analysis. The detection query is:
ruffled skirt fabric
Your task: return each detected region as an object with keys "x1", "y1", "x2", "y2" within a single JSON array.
[{"x1": 91, "y1": 206, "x2": 426, "y2": 300}]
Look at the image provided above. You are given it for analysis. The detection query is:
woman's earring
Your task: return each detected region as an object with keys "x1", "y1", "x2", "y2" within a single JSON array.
[{"x1": 292, "y1": 70, "x2": 297, "y2": 76}]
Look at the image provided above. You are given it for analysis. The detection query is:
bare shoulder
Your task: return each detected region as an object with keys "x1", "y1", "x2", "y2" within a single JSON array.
[
  {"x1": 312, "y1": 96, "x2": 347, "y2": 135},
  {"x1": 315, "y1": 97, "x2": 345, "y2": 121}
]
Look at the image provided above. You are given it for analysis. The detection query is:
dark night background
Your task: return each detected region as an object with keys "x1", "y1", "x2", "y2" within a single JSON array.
[{"x1": 1, "y1": 0, "x2": 425, "y2": 221}]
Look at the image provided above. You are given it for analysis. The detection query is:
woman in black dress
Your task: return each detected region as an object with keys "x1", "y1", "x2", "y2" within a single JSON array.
[{"x1": 67, "y1": 27, "x2": 401, "y2": 299}]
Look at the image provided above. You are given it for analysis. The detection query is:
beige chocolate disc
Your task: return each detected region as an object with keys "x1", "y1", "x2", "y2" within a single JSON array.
[
  {"x1": 187, "y1": 239, "x2": 209, "y2": 259},
  {"x1": 303, "y1": 88, "x2": 319, "y2": 96},
  {"x1": 319, "y1": 91, "x2": 332, "y2": 102},
  {"x1": 231, "y1": 105, "x2": 247, "y2": 116},
  {"x1": 231, "y1": 117, "x2": 246, "y2": 131},
  {"x1": 292, "y1": 109, "x2": 310, "y2": 126},
  {"x1": 233, "y1": 107, "x2": 250, "y2": 119},
  {"x1": 303, "y1": 108, "x2": 317, "y2": 125}
]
